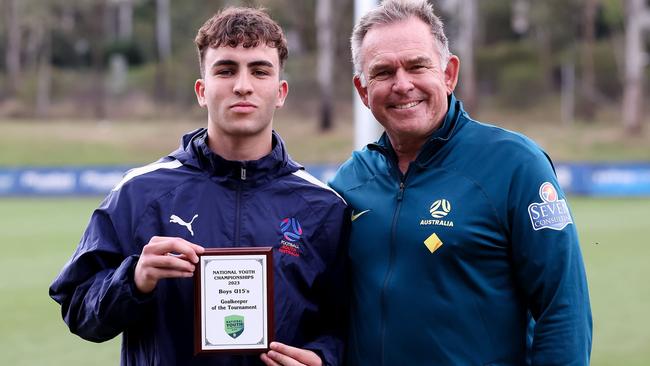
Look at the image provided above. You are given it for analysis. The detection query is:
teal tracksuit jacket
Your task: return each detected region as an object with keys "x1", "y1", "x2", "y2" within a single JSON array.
[{"x1": 329, "y1": 95, "x2": 592, "y2": 366}]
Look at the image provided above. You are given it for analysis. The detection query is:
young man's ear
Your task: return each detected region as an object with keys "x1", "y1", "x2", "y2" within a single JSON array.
[
  {"x1": 275, "y1": 80, "x2": 289, "y2": 108},
  {"x1": 353, "y1": 75, "x2": 369, "y2": 108},
  {"x1": 194, "y1": 79, "x2": 206, "y2": 107}
]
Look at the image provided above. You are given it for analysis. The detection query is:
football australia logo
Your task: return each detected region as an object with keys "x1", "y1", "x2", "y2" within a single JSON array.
[
  {"x1": 527, "y1": 182, "x2": 573, "y2": 231},
  {"x1": 429, "y1": 199, "x2": 451, "y2": 218},
  {"x1": 279, "y1": 217, "x2": 303, "y2": 257},
  {"x1": 420, "y1": 199, "x2": 454, "y2": 227}
]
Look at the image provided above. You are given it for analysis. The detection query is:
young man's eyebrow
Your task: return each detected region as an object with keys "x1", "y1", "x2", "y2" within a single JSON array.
[
  {"x1": 210, "y1": 59, "x2": 238, "y2": 68},
  {"x1": 210, "y1": 60, "x2": 274, "y2": 69},
  {"x1": 248, "y1": 60, "x2": 274, "y2": 68}
]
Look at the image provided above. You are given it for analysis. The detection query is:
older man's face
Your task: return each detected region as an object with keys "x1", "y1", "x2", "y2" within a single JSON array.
[{"x1": 354, "y1": 17, "x2": 459, "y2": 144}]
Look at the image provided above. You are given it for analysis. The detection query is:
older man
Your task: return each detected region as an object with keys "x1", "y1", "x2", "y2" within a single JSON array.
[{"x1": 329, "y1": 0, "x2": 592, "y2": 365}]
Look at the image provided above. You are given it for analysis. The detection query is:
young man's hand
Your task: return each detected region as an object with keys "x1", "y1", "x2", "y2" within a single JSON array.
[
  {"x1": 134, "y1": 236, "x2": 204, "y2": 293},
  {"x1": 260, "y1": 342, "x2": 322, "y2": 366}
]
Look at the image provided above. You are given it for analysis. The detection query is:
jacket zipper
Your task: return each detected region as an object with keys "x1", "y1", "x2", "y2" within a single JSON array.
[
  {"x1": 369, "y1": 143, "x2": 413, "y2": 366},
  {"x1": 235, "y1": 166, "x2": 246, "y2": 245},
  {"x1": 380, "y1": 178, "x2": 406, "y2": 366}
]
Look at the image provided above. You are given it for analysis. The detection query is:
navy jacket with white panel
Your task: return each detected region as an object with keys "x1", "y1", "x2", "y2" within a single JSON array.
[{"x1": 49, "y1": 129, "x2": 348, "y2": 366}]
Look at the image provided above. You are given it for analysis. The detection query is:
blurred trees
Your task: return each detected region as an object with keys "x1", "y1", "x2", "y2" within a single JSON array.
[
  {"x1": 459, "y1": 0, "x2": 478, "y2": 113},
  {"x1": 316, "y1": 0, "x2": 334, "y2": 131},
  {"x1": 0, "y1": 0, "x2": 647, "y2": 134},
  {"x1": 448, "y1": 0, "x2": 648, "y2": 133},
  {"x1": 3, "y1": 0, "x2": 20, "y2": 97},
  {"x1": 154, "y1": 0, "x2": 171, "y2": 102},
  {"x1": 623, "y1": 0, "x2": 650, "y2": 134},
  {"x1": 579, "y1": 0, "x2": 597, "y2": 121}
]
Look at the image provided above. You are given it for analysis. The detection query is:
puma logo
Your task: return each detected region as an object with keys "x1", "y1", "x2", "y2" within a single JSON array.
[{"x1": 169, "y1": 214, "x2": 198, "y2": 236}]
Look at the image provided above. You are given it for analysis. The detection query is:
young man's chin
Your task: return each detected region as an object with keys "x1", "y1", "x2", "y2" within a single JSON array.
[{"x1": 222, "y1": 123, "x2": 272, "y2": 138}]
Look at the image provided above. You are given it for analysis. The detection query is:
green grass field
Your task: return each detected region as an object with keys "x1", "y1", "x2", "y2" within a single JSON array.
[
  {"x1": 0, "y1": 196, "x2": 648, "y2": 365},
  {"x1": 1, "y1": 101, "x2": 650, "y2": 167}
]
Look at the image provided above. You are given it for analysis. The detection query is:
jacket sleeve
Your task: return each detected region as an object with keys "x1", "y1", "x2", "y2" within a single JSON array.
[
  {"x1": 302, "y1": 202, "x2": 350, "y2": 366},
  {"x1": 508, "y1": 153, "x2": 592, "y2": 365},
  {"x1": 49, "y1": 189, "x2": 154, "y2": 342}
]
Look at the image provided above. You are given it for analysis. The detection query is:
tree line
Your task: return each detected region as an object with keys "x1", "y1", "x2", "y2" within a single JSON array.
[{"x1": 1, "y1": 0, "x2": 648, "y2": 133}]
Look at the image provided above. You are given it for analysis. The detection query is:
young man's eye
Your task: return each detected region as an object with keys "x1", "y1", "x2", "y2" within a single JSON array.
[
  {"x1": 253, "y1": 69, "x2": 270, "y2": 77},
  {"x1": 215, "y1": 69, "x2": 235, "y2": 76}
]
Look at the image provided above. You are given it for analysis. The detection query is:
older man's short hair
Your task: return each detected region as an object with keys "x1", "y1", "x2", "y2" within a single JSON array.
[{"x1": 351, "y1": 0, "x2": 450, "y2": 80}]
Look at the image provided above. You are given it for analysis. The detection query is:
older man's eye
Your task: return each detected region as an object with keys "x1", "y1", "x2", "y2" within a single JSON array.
[{"x1": 371, "y1": 70, "x2": 391, "y2": 80}]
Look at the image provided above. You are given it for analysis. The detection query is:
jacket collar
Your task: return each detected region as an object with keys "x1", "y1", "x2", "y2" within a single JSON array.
[
  {"x1": 169, "y1": 128, "x2": 301, "y2": 185},
  {"x1": 370, "y1": 93, "x2": 465, "y2": 168}
]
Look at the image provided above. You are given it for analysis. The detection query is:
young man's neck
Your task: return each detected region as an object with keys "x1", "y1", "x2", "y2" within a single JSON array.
[{"x1": 207, "y1": 128, "x2": 273, "y2": 162}]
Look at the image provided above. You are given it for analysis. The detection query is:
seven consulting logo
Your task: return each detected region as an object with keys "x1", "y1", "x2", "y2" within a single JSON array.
[
  {"x1": 527, "y1": 182, "x2": 573, "y2": 231},
  {"x1": 279, "y1": 218, "x2": 303, "y2": 257}
]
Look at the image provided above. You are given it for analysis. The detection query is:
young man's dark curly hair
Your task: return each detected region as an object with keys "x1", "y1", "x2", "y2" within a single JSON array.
[{"x1": 194, "y1": 7, "x2": 288, "y2": 77}]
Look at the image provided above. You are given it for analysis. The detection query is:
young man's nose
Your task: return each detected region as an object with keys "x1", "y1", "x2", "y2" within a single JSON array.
[{"x1": 233, "y1": 73, "x2": 254, "y2": 95}]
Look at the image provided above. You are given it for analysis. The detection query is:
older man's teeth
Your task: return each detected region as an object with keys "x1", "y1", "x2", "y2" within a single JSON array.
[{"x1": 394, "y1": 101, "x2": 420, "y2": 109}]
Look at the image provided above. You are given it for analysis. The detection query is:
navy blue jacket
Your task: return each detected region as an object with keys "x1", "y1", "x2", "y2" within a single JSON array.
[
  {"x1": 50, "y1": 129, "x2": 348, "y2": 366},
  {"x1": 330, "y1": 95, "x2": 592, "y2": 366}
]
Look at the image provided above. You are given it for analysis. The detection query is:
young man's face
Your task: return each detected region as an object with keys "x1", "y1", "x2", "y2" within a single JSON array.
[
  {"x1": 354, "y1": 17, "x2": 459, "y2": 142},
  {"x1": 195, "y1": 44, "x2": 288, "y2": 140}
]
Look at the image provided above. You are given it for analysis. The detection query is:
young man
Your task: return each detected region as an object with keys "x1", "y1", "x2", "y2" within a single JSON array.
[
  {"x1": 330, "y1": 0, "x2": 592, "y2": 365},
  {"x1": 50, "y1": 8, "x2": 347, "y2": 366}
]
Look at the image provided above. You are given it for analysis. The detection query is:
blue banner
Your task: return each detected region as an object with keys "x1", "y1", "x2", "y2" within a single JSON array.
[
  {"x1": 555, "y1": 162, "x2": 650, "y2": 196},
  {"x1": 0, "y1": 167, "x2": 131, "y2": 196},
  {"x1": 0, "y1": 165, "x2": 341, "y2": 197},
  {"x1": 0, "y1": 163, "x2": 649, "y2": 196}
]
